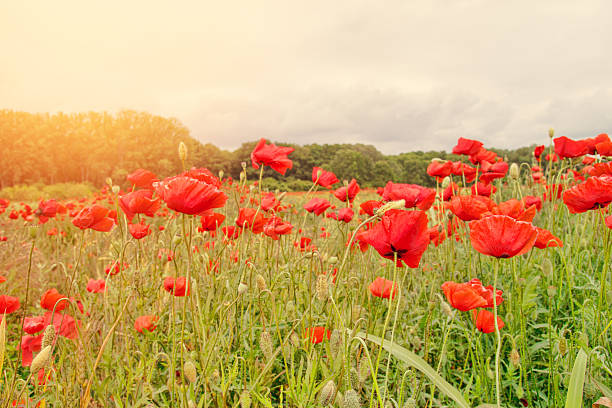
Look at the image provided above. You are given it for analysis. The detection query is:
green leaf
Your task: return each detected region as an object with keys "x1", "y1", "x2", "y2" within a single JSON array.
[
  {"x1": 355, "y1": 331, "x2": 471, "y2": 408},
  {"x1": 565, "y1": 349, "x2": 588, "y2": 408}
]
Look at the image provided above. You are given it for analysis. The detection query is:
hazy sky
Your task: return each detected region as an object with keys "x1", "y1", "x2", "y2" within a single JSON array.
[{"x1": 1, "y1": 0, "x2": 611, "y2": 154}]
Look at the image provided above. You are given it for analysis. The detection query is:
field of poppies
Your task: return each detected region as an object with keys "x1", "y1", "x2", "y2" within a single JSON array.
[{"x1": 0, "y1": 133, "x2": 611, "y2": 407}]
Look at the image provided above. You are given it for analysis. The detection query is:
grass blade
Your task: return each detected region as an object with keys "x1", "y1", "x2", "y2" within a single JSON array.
[
  {"x1": 355, "y1": 331, "x2": 470, "y2": 408},
  {"x1": 565, "y1": 349, "x2": 588, "y2": 408}
]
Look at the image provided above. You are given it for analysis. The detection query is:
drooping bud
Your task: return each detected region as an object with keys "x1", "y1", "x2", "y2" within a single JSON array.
[
  {"x1": 42, "y1": 324, "x2": 56, "y2": 349},
  {"x1": 509, "y1": 163, "x2": 520, "y2": 180},
  {"x1": 541, "y1": 258, "x2": 553, "y2": 278},
  {"x1": 376, "y1": 200, "x2": 406, "y2": 215},
  {"x1": 441, "y1": 176, "x2": 451, "y2": 189},
  {"x1": 318, "y1": 380, "x2": 337, "y2": 406}
]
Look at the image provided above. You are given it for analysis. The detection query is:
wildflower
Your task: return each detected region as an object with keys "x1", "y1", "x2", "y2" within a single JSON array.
[
  {"x1": 154, "y1": 175, "x2": 227, "y2": 215},
  {"x1": 333, "y1": 179, "x2": 360, "y2": 203},
  {"x1": 304, "y1": 198, "x2": 332, "y2": 215},
  {"x1": 134, "y1": 315, "x2": 158, "y2": 333},
  {"x1": 469, "y1": 215, "x2": 537, "y2": 258},
  {"x1": 72, "y1": 205, "x2": 115, "y2": 232},
  {"x1": 163, "y1": 276, "x2": 191, "y2": 296},
  {"x1": 127, "y1": 168, "x2": 159, "y2": 190},
  {"x1": 312, "y1": 167, "x2": 339, "y2": 188},
  {"x1": 472, "y1": 309, "x2": 505, "y2": 334},
  {"x1": 250, "y1": 138, "x2": 294, "y2": 175},
  {"x1": 86, "y1": 279, "x2": 106, "y2": 293},
  {"x1": 118, "y1": 189, "x2": 161, "y2": 220},
  {"x1": 368, "y1": 277, "x2": 398, "y2": 299},
  {"x1": 452, "y1": 137, "x2": 483, "y2": 156},
  {"x1": 305, "y1": 326, "x2": 331, "y2": 344}
]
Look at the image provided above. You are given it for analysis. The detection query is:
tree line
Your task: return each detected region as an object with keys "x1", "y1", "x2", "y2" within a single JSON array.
[{"x1": 0, "y1": 109, "x2": 537, "y2": 190}]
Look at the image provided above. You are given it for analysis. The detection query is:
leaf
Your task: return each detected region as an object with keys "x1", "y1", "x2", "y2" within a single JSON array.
[
  {"x1": 355, "y1": 331, "x2": 470, "y2": 408},
  {"x1": 565, "y1": 349, "x2": 588, "y2": 408},
  {"x1": 593, "y1": 397, "x2": 612, "y2": 408}
]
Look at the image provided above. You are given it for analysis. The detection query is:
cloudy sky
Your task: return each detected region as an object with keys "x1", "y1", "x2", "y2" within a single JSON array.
[{"x1": 1, "y1": 0, "x2": 611, "y2": 154}]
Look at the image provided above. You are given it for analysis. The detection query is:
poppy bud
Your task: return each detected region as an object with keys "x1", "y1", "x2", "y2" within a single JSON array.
[
  {"x1": 357, "y1": 358, "x2": 370, "y2": 383},
  {"x1": 241, "y1": 161, "x2": 247, "y2": 170},
  {"x1": 318, "y1": 380, "x2": 337, "y2": 406},
  {"x1": 30, "y1": 345, "x2": 52, "y2": 375},
  {"x1": 112, "y1": 185, "x2": 120, "y2": 194},
  {"x1": 316, "y1": 169, "x2": 323, "y2": 180},
  {"x1": 178, "y1": 141, "x2": 188, "y2": 163},
  {"x1": 329, "y1": 329, "x2": 342, "y2": 357},
  {"x1": 557, "y1": 336, "x2": 568, "y2": 356},
  {"x1": 349, "y1": 368, "x2": 360, "y2": 390},
  {"x1": 509, "y1": 163, "x2": 519, "y2": 180},
  {"x1": 440, "y1": 300, "x2": 453, "y2": 318},
  {"x1": 29, "y1": 226, "x2": 37, "y2": 240},
  {"x1": 352, "y1": 305, "x2": 364, "y2": 323},
  {"x1": 441, "y1": 176, "x2": 451, "y2": 189},
  {"x1": 42, "y1": 324, "x2": 56, "y2": 349},
  {"x1": 183, "y1": 360, "x2": 197, "y2": 384},
  {"x1": 105, "y1": 177, "x2": 113, "y2": 186},
  {"x1": 549, "y1": 128, "x2": 554, "y2": 139},
  {"x1": 240, "y1": 171, "x2": 246, "y2": 183},
  {"x1": 238, "y1": 282, "x2": 248, "y2": 295},
  {"x1": 328, "y1": 256, "x2": 338, "y2": 264},
  {"x1": 541, "y1": 258, "x2": 553, "y2": 277},
  {"x1": 277, "y1": 192, "x2": 287, "y2": 202},
  {"x1": 342, "y1": 389, "x2": 361, "y2": 408},
  {"x1": 240, "y1": 390, "x2": 252, "y2": 408},
  {"x1": 316, "y1": 274, "x2": 328, "y2": 301},
  {"x1": 255, "y1": 274, "x2": 267, "y2": 291},
  {"x1": 259, "y1": 330, "x2": 274, "y2": 361},
  {"x1": 218, "y1": 170, "x2": 224, "y2": 180},
  {"x1": 375, "y1": 199, "x2": 406, "y2": 215},
  {"x1": 547, "y1": 285, "x2": 557, "y2": 298},
  {"x1": 510, "y1": 349, "x2": 520, "y2": 367}
]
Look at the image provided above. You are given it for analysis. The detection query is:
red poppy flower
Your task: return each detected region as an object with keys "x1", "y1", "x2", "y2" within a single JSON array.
[
  {"x1": 263, "y1": 216, "x2": 293, "y2": 240},
  {"x1": 427, "y1": 160, "x2": 452, "y2": 179},
  {"x1": 127, "y1": 169, "x2": 159, "y2": 190},
  {"x1": 134, "y1": 315, "x2": 158, "y2": 333},
  {"x1": 312, "y1": 167, "x2": 339, "y2": 188},
  {"x1": 105, "y1": 261, "x2": 128, "y2": 276},
  {"x1": 128, "y1": 221, "x2": 151, "y2": 239},
  {"x1": 523, "y1": 195, "x2": 542, "y2": 211},
  {"x1": 470, "y1": 148, "x2": 498, "y2": 165},
  {"x1": 606, "y1": 215, "x2": 612, "y2": 229},
  {"x1": 471, "y1": 182, "x2": 496, "y2": 197},
  {"x1": 554, "y1": 136, "x2": 589, "y2": 158},
  {"x1": 23, "y1": 316, "x2": 45, "y2": 334},
  {"x1": 236, "y1": 208, "x2": 267, "y2": 234},
  {"x1": 448, "y1": 195, "x2": 495, "y2": 221},
  {"x1": 333, "y1": 179, "x2": 360, "y2": 203},
  {"x1": 304, "y1": 198, "x2": 332, "y2": 215},
  {"x1": 534, "y1": 145, "x2": 545, "y2": 159},
  {"x1": 450, "y1": 162, "x2": 478, "y2": 182},
  {"x1": 163, "y1": 276, "x2": 190, "y2": 296},
  {"x1": 381, "y1": 182, "x2": 435, "y2": 211},
  {"x1": 544, "y1": 184, "x2": 564, "y2": 201},
  {"x1": 359, "y1": 209, "x2": 429, "y2": 268},
  {"x1": 452, "y1": 137, "x2": 483, "y2": 156},
  {"x1": 595, "y1": 141, "x2": 612, "y2": 156},
  {"x1": 588, "y1": 162, "x2": 612, "y2": 177},
  {"x1": 369, "y1": 277, "x2": 398, "y2": 299},
  {"x1": 260, "y1": 192, "x2": 279, "y2": 211},
  {"x1": 118, "y1": 189, "x2": 161, "y2": 221},
  {"x1": 180, "y1": 168, "x2": 222, "y2": 187},
  {"x1": 472, "y1": 309, "x2": 505, "y2": 334},
  {"x1": 295, "y1": 236, "x2": 313, "y2": 252},
  {"x1": 534, "y1": 227, "x2": 563, "y2": 249},
  {"x1": 199, "y1": 212, "x2": 225, "y2": 232},
  {"x1": 562, "y1": 176, "x2": 612, "y2": 213},
  {"x1": 469, "y1": 215, "x2": 537, "y2": 258},
  {"x1": 327, "y1": 207, "x2": 354, "y2": 223},
  {"x1": 468, "y1": 278, "x2": 503, "y2": 308},
  {"x1": 0, "y1": 295, "x2": 20, "y2": 314},
  {"x1": 222, "y1": 226, "x2": 240, "y2": 239},
  {"x1": 86, "y1": 279, "x2": 106, "y2": 293},
  {"x1": 40, "y1": 288, "x2": 69, "y2": 311},
  {"x1": 72, "y1": 205, "x2": 115, "y2": 232},
  {"x1": 305, "y1": 326, "x2": 331, "y2": 344},
  {"x1": 155, "y1": 176, "x2": 227, "y2": 215},
  {"x1": 441, "y1": 281, "x2": 488, "y2": 311},
  {"x1": 250, "y1": 138, "x2": 294, "y2": 175},
  {"x1": 359, "y1": 200, "x2": 383, "y2": 216},
  {"x1": 442, "y1": 182, "x2": 460, "y2": 201},
  {"x1": 37, "y1": 199, "x2": 60, "y2": 219}
]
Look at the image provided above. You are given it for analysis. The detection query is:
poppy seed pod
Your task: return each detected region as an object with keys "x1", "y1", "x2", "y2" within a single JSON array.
[
  {"x1": 178, "y1": 141, "x2": 188, "y2": 162},
  {"x1": 318, "y1": 380, "x2": 337, "y2": 406}
]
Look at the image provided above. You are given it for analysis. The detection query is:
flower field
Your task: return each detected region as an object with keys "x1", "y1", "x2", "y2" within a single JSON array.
[{"x1": 0, "y1": 134, "x2": 611, "y2": 407}]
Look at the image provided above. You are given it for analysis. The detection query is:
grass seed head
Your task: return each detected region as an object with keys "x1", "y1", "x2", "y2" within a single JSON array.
[
  {"x1": 318, "y1": 380, "x2": 337, "y2": 406},
  {"x1": 342, "y1": 389, "x2": 361, "y2": 408}
]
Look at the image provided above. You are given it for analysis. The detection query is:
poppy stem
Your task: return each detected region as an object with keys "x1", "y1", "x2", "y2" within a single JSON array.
[{"x1": 493, "y1": 259, "x2": 502, "y2": 408}]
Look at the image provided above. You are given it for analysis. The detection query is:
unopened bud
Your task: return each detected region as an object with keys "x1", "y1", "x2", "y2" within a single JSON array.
[
  {"x1": 240, "y1": 390, "x2": 252, "y2": 408},
  {"x1": 441, "y1": 300, "x2": 453, "y2": 318},
  {"x1": 329, "y1": 329, "x2": 342, "y2": 357},
  {"x1": 376, "y1": 200, "x2": 406, "y2": 215},
  {"x1": 112, "y1": 185, "x2": 120, "y2": 194},
  {"x1": 241, "y1": 161, "x2": 247, "y2": 170},
  {"x1": 509, "y1": 163, "x2": 520, "y2": 180},
  {"x1": 255, "y1": 274, "x2": 267, "y2": 291},
  {"x1": 318, "y1": 380, "x2": 337, "y2": 406},
  {"x1": 218, "y1": 170, "x2": 224, "y2": 180},
  {"x1": 240, "y1": 171, "x2": 246, "y2": 183},
  {"x1": 42, "y1": 325, "x2": 56, "y2": 348},
  {"x1": 342, "y1": 389, "x2": 361, "y2": 408},
  {"x1": 183, "y1": 360, "x2": 197, "y2": 384},
  {"x1": 541, "y1": 258, "x2": 553, "y2": 278},
  {"x1": 328, "y1": 256, "x2": 338, "y2": 264},
  {"x1": 403, "y1": 398, "x2": 417, "y2": 408},
  {"x1": 441, "y1": 176, "x2": 451, "y2": 189},
  {"x1": 259, "y1": 330, "x2": 274, "y2": 361},
  {"x1": 30, "y1": 345, "x2": 52, "y2": 374},
  {"x1": 549, "y1": 128, "x2": 554, "y2": 139},
  {"x1": 510, "y1": 349, "x2": 520, "y2": 367},
  {"x1": 105, "y1": 177, "x2": 113, "y2": 187},
  {"x1": 316, "y1": 274, "x2": 329, "y2": 301},
  {"x1": 558, "y1": 337, "x2": 568, "y2": 356},
  {"x1": 238, "y1": 282, "x2": 248, "y2": 295},
  {"x1": 178, "y1": 142, "x2": 188, "y2": 162}
]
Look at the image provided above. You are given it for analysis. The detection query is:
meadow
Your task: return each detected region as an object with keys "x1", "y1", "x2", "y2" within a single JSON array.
[{"x1": 0, "y1": 134, "x2": 611, "y2": 408}]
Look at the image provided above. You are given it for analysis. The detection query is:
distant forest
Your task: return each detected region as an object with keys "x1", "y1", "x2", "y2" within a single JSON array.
[{"x1": 0, "y1": 110, "x2": 538, "y2": 190}]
